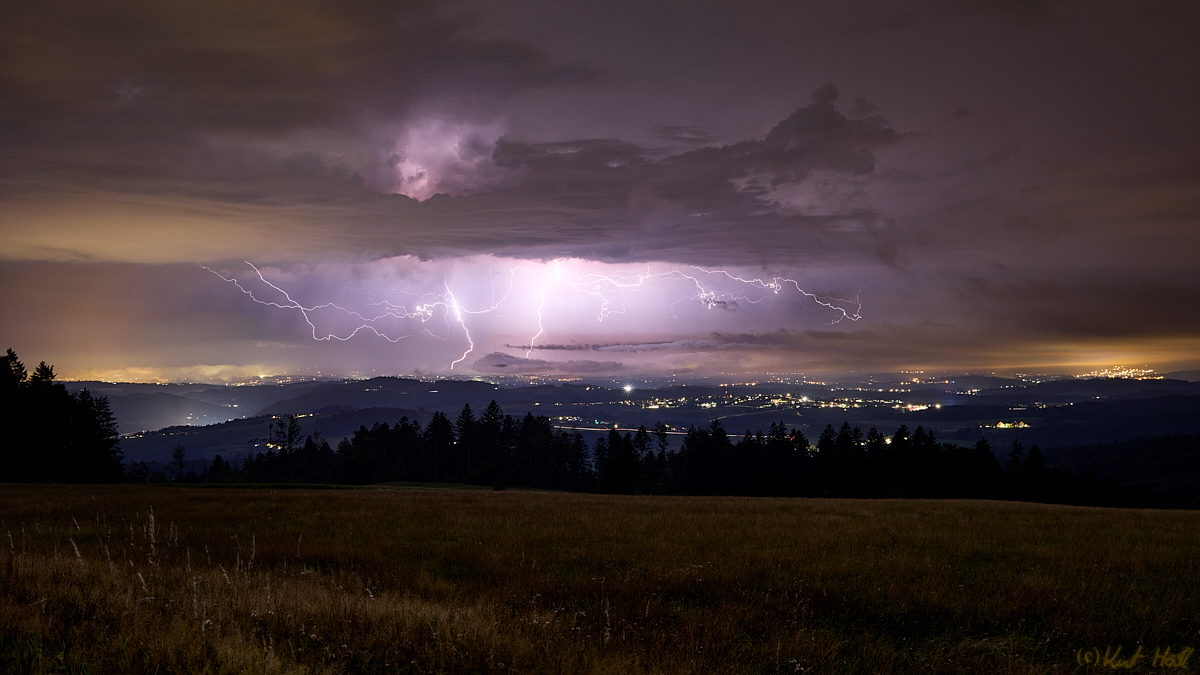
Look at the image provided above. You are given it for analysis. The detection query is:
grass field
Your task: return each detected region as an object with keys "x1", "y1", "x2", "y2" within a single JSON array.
[{"x1": 2, "y1": 485, "x2": 1197, "y2": 674}]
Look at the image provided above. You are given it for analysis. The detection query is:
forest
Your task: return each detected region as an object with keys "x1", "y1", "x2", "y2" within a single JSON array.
[
  {"x1": 0, "y1": 349, "x2": 1174, "y2": 507},
  {"x1": 150, "y1": 398, "x2": 1152, "y2": 504},
  {"x1": 168, "y1": 405, "x2": 1144, "y2": 507}
]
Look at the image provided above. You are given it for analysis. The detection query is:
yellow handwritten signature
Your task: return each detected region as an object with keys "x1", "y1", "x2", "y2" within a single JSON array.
[{"x1": 1076, "y1": 646, "x2": 1194, "y2": 669}]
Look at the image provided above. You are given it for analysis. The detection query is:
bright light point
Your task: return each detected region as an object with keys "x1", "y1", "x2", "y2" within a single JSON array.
[{"x1": 623, "y1": 384, "x2": 634, "y2": 393}]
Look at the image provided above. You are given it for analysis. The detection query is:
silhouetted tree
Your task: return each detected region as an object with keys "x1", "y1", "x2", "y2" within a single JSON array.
[
  {"x1": 864, "y1": 426, "x2": 888, "y2": 494},
  {"x1": 1024, "y1": 444, "x2": 1050, "y2": 501},
  {"x1": 762, "y1": 422, "x2": 810, "y2": 497},
  {"x1": 424, "y1": 411, "x2": 455, "y2": 483},
  {"x1": 454, "y1": 403, "x2": 477, "y2": 480},
  {"x1": 960, "y1": 438, "x2": 1002, "y2": 498},
  {"x1": 515, "y1": 413, "x2": 554, "y2": 487},
  {"x1": 30, "y1": 362, "x2": 55, "y2": 385},
  {"x1": 908, "y1": 426, "x2": 940, "y2": 496},
  {"x1": 678, "y1": 419, "x2": 734, "y2": 495},
  {"x1": 1, "y1": 349, "x2": 28, "y2": 389},
  {"x1": 560, "y1": 429, "x2": 593, "y2": 492},
  {"x1": 475, "y1": 400, "x2": 504, "y2": 483},
  {"x1": 68, "y1": 388, "x2": 123, "y2": 481},
  {"x1": 391, "y1": 417, "x2": 422, "y2": 481},
  {"x1": 339, "y1": 425, "x2": 382, "y2": 484},
  {"x1": 300, "y1": 431, "x2": 336, "y2": 481},
  {"x1": 1004, "y1": 439, "x2": 1026, "y2": 499},
  {"x1": 600, "y1": 428, "x2": 640, "y2": 494},
  {"x1": 821, "y1": 422, "x2": 866, "y2": 497},
  {"x1": 127, "y1": 460, "x2": 151, "y2": 483},
  {"x1": 202, "y1": 455, "x2": 234, "y2": 483},
  {"x1": 201, "y1": 401, "x2": 1150, "y2": 505},
  {"x1": 0, "y1": 350, "x2": 123, "y2": 483},
  {"x1": 874, "y1": 424, "x2": 911, "y2": 497},
  {"x1": 171, "y1": 445, "x2": 188, "y2": 482}
]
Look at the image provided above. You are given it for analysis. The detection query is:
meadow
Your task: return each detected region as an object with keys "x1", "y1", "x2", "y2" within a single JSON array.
[{"x1": 1, "y1": 485, "x2": 1196, "y2": 674}]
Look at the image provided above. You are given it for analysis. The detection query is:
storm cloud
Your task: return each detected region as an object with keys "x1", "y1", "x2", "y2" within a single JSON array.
[{"x1": 2, "y1": 0, "x2": 1199, "y2": 380}]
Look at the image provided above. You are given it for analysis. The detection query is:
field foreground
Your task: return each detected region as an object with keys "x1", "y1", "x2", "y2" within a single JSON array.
[{"x1": 1, "y1": 486, "x2": 1197, "y2": 674}]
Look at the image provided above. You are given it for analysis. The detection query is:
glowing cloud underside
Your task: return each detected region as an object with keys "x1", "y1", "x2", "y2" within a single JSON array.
[{"x1": 204, "y1": 256, "x2": 861, "y2": 373}]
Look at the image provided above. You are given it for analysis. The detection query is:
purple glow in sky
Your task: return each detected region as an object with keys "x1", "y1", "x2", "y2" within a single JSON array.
[
  {"x1": 2, "y1": 0, "x2": 1199, "y2": 381},
  {"x1": 204, "y1": 257, "x2": 861, "y2": 377}
]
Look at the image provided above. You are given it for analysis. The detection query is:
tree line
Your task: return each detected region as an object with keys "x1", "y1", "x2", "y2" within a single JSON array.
[
  {"x1": 167, "y1": 402, "x2": 596, "y2": 491},
  {"x1": 172, "y1": 402, "x2": 1146, "y2": 507},
  {"x1": 0, "y1": 348, "x2": 1149, "y2": 507}
]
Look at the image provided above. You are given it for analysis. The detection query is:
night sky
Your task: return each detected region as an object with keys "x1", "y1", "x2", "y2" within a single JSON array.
[{"x1": 3, "y1": 0, "x2": 1198, "y2": 382}]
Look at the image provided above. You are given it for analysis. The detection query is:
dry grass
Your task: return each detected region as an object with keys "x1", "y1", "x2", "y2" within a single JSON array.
[{"x1": 1, "y1": 485, "x2": 1197, "y2": 674}]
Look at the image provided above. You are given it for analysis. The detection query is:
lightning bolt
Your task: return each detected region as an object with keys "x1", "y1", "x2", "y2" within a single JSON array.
[
  {"x1": 205, "y1": 258, "x2": 860, "y2": 370},
  {"x1": 525, "y1": 260, "x2": 564, "y2": 357},
  {"x1": 686, "y1": 267, "x2": 861, "y2": 322},
  {"x1": 204, "y1": 263, "x2": 446, "y2": 343},
  {"x1": 445, "y1": 285, "x2": 473, "y2": 369}
]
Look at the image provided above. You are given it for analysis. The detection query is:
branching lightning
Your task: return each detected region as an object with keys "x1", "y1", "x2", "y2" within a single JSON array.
[
  {"x1": 206, "y1": 262, "x2": 449, "y2": 344},
  {"x1": 444, "y1": 283, "x2": 472, "y2": 369},
  {"x1": 204, "y1": 258, "x2": 861, "y2": 371}
]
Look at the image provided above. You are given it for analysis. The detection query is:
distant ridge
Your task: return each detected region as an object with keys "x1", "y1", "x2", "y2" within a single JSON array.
[
  {"x1": 1165, "y1": 369, "x2": 1200, "y2": 382},
  {"x1": 255, "y1": 377, "x2": 503, "y2": 416}
]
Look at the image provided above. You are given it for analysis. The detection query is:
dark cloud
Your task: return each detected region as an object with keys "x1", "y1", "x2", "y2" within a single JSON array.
[
  {"x1": 493, "y1": 83, "x2": 901, "y2": 197},
  {"x1": 507, "y1": 343, "x2": 594, "y2": 351},
  {"x1": 953, "y1": 276, "x2": 1200, "y2": 341},
  {"x1": 516, "y1": 339, "x2": 760, "y2": 353},
  {"x1": 847, "y1": 96, "x2": 882, "y2": 119},
  {"x1": 651, "y1": 126, "x2": 720, "y2": 145},
  {"x1": 512, "y1": 329, "x2": 901, "y2": 355},
  {"x1": 473, "y1": 84, "x2": 903, "y2": 261},
  {"x1": 471, "y1": 352, "x2": 623, "y2": 374}
]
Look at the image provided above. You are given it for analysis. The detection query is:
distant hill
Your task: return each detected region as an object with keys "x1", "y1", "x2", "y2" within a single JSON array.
[
  {"x1": 65, "y1": 379, "x2": 342, "y2": 433},
  {"x1": 57, "y1": 373, "x2": 1200, "y2": 460},
  {"x1": 972, "y1": 377, "x2": 1200, "y2": 404},
  {"x1": 108, "y1": 392, "x2": 235, "y2": 433},
  {"x1": 182, "y1": 380, "x2": 331, "y2": 410},
  {"x1": 120, "y1": 406, "x2": 423, "y2": 463},
  {"x1": 253, "y1": 377, "x2": 624, "y2": 417},
  {"x1": 955, "y1": 394, "x2": 1200, "y2": 449},
  {"x1": 256, "y1": 377, "x2": 503, "y2": 415}
]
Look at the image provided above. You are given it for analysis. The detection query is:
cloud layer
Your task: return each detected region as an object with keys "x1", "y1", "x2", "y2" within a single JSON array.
[{"x1": 2, "y1": 0, "x2": 1199, "y2": 379}]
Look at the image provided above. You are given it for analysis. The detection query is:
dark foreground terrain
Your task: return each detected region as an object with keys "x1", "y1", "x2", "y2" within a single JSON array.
[{"x1": 2, "y1": 485, "x2": 1197, "y2": 674}]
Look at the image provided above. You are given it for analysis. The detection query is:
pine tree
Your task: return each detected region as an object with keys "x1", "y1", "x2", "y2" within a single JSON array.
[
  {"x1": 30, "y1": 362, "x2": 56, "y2": 385},
  {"x1": 69, "y1": 389, "x2": 123, "y2": 482},
  {"x1": 454, "y1": 404, "x2": 476, "y2": 479},
  {"x1": 424, "y1": 411, "x2": 455, "y2": 483},
  {"x1": 1004, "y1": 440, "x2": 1026, "y2": 500},
  {"x1": 171, "y1": 445, "x2": 188, "y2": 482},
  {"x1": 1, "y1": 348, "x2": 27, "y2": 389}
]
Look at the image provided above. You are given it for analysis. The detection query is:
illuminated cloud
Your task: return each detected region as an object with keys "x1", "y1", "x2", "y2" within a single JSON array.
[
  {"x1": 372, "y1": 117, "x2": 522, "y2": 200},
  {"x1": 193, "y1": 256, "x2": 861, "y2": 375}
]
